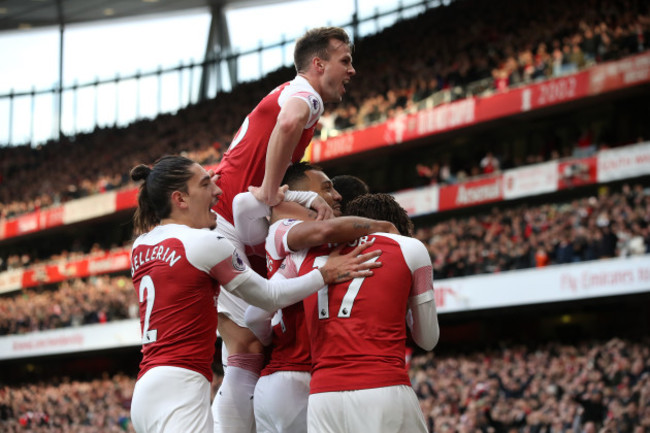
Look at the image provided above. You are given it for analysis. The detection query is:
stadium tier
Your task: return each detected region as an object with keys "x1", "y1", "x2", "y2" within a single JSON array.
[{"x1": 1, "y1": 48, "x2": 650, "y2": 240}]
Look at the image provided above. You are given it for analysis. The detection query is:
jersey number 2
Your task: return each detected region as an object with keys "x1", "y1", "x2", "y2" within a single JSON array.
[
  {"x1": 139, "y1": 275, "x2": 158, "y2": 344},
  {"x1": 312, "y1": 255, "x2": 379, "y2": 319}
]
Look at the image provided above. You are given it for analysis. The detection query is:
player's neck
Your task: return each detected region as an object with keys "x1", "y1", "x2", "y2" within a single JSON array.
[
  {"x1": 297, "y1": 72, "x2": 321, "y2": 97},
  {"x1": 161, "y1": 215, "x2": 188, "y2": 228}
]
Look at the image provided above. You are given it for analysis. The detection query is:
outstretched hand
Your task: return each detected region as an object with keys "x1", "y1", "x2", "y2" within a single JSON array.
[{"x1": 318, "y1": 238, "x2": 382, "y2": 284}]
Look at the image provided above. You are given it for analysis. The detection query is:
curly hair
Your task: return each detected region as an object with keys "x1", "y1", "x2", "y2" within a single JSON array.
[{"x1": 346, "y1": 193, "x2": 414, "y2": 237}]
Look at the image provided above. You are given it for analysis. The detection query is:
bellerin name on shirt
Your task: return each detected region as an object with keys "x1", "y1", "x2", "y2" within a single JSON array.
[{"x1": 131, "y1": 245, "x2": 182, "y2": 274}]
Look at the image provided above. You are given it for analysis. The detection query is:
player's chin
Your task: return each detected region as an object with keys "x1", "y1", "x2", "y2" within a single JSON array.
[{"x1": 208, "y1": 210, "x2": 218, "y2": 229}]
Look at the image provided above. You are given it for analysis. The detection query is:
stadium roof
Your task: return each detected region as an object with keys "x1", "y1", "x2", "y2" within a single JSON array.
[{"x1": 0, "y1": 0, "x2": 286, "y2": 33}]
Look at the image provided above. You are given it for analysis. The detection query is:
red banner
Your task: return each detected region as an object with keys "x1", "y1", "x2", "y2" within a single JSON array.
[
  {"x1": 2, "y1": 206, "x2": 65, "y2": 238},
  {"x1": 438, "y1": 175, "x2": 503, "y2": 211},
  {"x1": 589, "y1": 52, "x2": 650, "y2": 94},
  {"x1": 116, "y1": 188, "x2": 138, "y2": 211},
  {"x1": 558, "y1": 156, "x2": 598, "y2": 190},
  {"x1": 20, "y1": 249, "x2": 131, "y2": 289}
]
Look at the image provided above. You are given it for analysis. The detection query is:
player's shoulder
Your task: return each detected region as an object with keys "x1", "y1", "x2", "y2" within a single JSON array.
[
  {"x1": 286, "y1": 76, "x2": 318, "y2": 95},
  {"x1": 185, "y1": 226, "x2": 231, "y2": 250},
  {"x1": 374, "y1": 233, "x2": 430, "y2": 268},
  {"x1": 281, "y1": 77, "x2": 321, "y2": 103},
  {"x1": 374, "y1": 232, "x2": 421, "y2": 247},
  {"x1": 269, "y1": 218, "x2": 303, "y2": 232},
  {"x1": 132, "y1": 224, "x2": 185, "y2": 249},
  {"x1": 267, "y1": 218, "x2": 304, "y2": 249}
]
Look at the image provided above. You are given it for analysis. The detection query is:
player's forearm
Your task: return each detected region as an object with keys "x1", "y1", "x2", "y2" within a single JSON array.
[
  {"x1": 229, "y1": 269, "x2": 325, "y2": 312},
  {"x1": 408, "y1": 291, "x2": 440, "y2": 351},
  {"x1": 288, "y1": 217, "x2": 391, "y2": 251},
  {"x1": 261, "y1": 134, "x2": 301, "y2": 205},
  {"x1": 232, "y1": 192, "x2": 271, "y2": 246}
]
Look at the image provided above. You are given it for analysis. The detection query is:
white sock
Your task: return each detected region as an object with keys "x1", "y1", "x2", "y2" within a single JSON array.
[{"x1": 211, "y1": 354, "x2": 263, "y2": 433}]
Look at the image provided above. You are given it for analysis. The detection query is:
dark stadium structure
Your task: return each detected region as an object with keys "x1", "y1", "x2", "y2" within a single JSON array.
[{"x1": 2, "y1": 0, "x2": 650, "y2": 431}]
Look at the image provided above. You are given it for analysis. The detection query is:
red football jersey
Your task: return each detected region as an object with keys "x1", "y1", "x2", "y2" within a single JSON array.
[
  {"x1": 214, "y1": 77, "x2": 324, "y2": 225},
  {"x1": 261, "y1": 219, "x2": 311, "y2": 375},
  {"x1": 285, "y1": 233, "x2": 434, "y2": 394},
  {"x1": 131, "y1": 224, "x2": 253, "y2": 382}
]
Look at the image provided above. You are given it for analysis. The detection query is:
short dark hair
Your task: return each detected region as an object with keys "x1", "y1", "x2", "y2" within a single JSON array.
[
  {"x1": 282, "y1": 161, "x2": 323, "y2": 189},
  {"x1": 294, "y1": 27, "x2": 352, "y2": 73},
  {"x1": 331, "y1": 175, "x2": 369, "y2": 215},
  {"x1": 346, "y1": 193, "x2": 414, "y2": 237},
  {"x1": 130, "y1": 155, "x2": 195, "y2": 235}
]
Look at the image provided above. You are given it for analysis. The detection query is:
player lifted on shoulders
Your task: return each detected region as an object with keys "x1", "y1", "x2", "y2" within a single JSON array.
[{"x1": 211, "y1": 27, "x2": 356, "y2": 433}]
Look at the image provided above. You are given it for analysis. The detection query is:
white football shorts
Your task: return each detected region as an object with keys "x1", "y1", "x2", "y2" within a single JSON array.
[
  {"x1": 131, "y1": 366, "x2": 212, "y2": 433},
  {"x1": 308, "y1": 384, "x2": 427, "y2": 433},
  {"x1": 254, "y1": 370, "x2": 310, "y2": 433}
]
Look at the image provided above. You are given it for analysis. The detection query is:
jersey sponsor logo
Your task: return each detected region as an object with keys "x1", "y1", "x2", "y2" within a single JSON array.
[
  {"x1": 232, "y1": 251, "x2": 246, "y2": 271},
  {"x1": 308, "y1": 94, "x2": 320, "y2": 112}
]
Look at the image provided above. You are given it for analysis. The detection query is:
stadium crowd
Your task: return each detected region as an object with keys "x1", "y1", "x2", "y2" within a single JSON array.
[
  {"x1": 418, "y1": 183, "x2": 650, "y2": 280},
  {"x1": 411, "y1": 337, "x2": 650, "y2": 432},
  {"x1": 1, "y1": 0, "x2": 648, "y2": 219},
  {"x1": 0, "y1": 373, "x2": 137, "y2": 433},
  {"x1": 0, "y1": 183, "x2": 647, "y2": 336},
  {"x1": 0, "y1": 275, "x2": 136, "y2": 336},
  {"x1": 1, "y1": 337, "x2": 648, "y2": 432}
]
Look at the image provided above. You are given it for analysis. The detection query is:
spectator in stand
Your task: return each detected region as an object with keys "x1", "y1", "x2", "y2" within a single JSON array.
[
  {"x1": 582, "y1": 26, "x2": 600, "y2": 63},
  {"x1": 480, "y1": 151, "x2": 500, "y2": 175},
  {"x1": 415, "y1": 162, "x2": 439, "y2": 186}
]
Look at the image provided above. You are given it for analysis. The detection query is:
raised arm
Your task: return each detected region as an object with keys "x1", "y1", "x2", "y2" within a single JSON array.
[{"x1": 260, "y1": 98, "x2": 311, "y2": 206}]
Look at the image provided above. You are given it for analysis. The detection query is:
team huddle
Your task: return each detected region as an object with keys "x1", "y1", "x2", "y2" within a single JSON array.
[{"x1": 128, "y1": 27, "x2": 440, "y2": 433}]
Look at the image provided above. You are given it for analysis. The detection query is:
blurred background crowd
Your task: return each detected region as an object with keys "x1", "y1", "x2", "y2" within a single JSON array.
[{"x1": 1, "y1": 0, "x2": 648, "y2": 219}]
